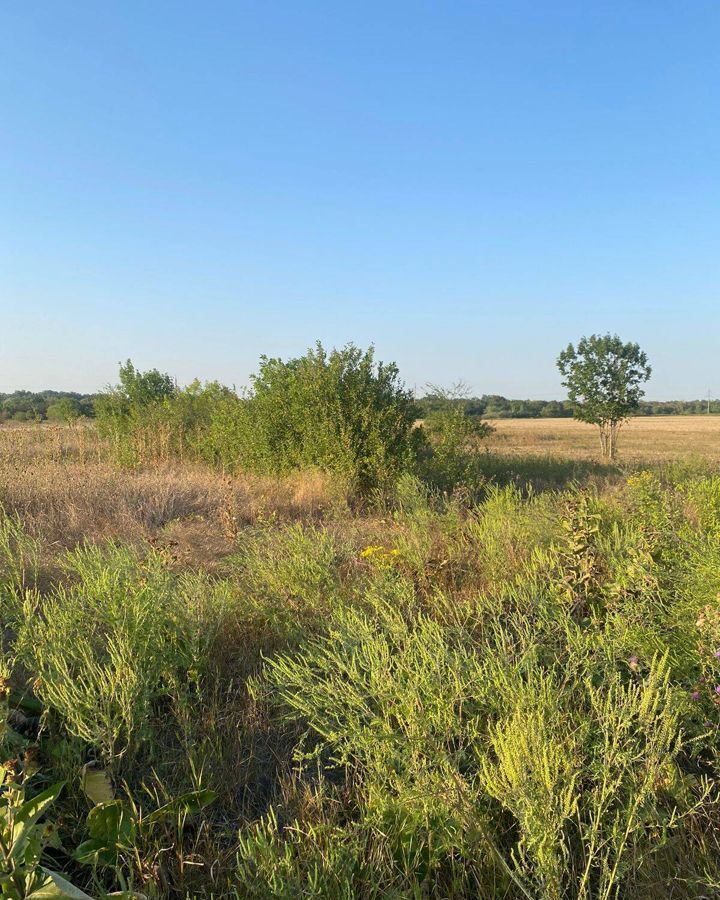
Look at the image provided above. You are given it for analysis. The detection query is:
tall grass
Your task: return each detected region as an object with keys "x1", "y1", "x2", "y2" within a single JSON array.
[{"x1": 2, "y1": 459, "x2": 720, "y2": 896}]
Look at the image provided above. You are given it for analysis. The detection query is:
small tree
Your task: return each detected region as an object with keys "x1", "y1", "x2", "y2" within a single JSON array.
[
  {"x1": 95, "y1": 360, "x2": 177, "y2": 462},
  {"x1": 557, "y1": 334, "x2": 651, "y2": 459}
]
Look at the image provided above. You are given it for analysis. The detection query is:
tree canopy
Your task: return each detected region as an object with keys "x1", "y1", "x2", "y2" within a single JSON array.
[{"x1": 557, "y1": 333, "x2": 651, "y2": 458}]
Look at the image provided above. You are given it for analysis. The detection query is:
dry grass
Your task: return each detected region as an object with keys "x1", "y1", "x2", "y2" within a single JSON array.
[
  {"x1": 487, "y1": 415, "x2": 720, "y2": 464},
  {"x1": 1, "y1": 416, "x2": 717, "y2": 562},
  {"x1": 0, "y1": 423, "x2": 349, "y2": 566}
]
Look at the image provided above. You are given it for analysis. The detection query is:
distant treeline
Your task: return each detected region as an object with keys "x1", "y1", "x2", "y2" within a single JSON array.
[
  {"x1": 417, "y1": 395, "x2": 719, "y2": 419},
  {"x1": 0, "y1": 390, "x2": 98, "y2": 422},
  {"x1": 1, "y1": 389, "x2": 717, "y2": 424}
]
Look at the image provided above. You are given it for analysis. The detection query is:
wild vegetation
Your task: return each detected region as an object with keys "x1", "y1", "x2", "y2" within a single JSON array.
[
  {"x1": 94, "y1": 346, "x2": 427, "y2": 495},
  {"x1": 4, "y1": 384, "x2": 717, "y2": 428},
  {"x1": 1, "y1": 344, "x2": 720, "y2": 898}
]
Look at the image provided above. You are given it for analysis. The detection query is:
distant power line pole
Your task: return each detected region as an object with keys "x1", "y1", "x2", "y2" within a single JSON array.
[{"x1": 708, "y1": 389, "x2": 713, "y2": 414}]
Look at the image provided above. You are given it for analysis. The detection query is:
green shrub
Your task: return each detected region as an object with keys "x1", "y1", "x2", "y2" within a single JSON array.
[
  {"x1": 0, "y1": 512, "x2": 40, "y2": 593},
  {"x1": 227, "y1": 522, "x2": 352, "y2": 649},
  {"x1": 9, "y1": 544, "x2": 205, "y2": 771},
  {"x1": 46, "y1": 397, "x2": 81, "y2": 422},
  {"x1": 257, "y1": 548, "x2": 709, "y2": 898},
  {"x1": 417, "y1": 385, "x2": 492, "y2": 494},
  {"x1": 219, "y1": 343, "x2": 420, "y2": 492},
  {"x1": 236, "y1": 807, "x2": 365, "y2": 900},
  {"x1": 96, "y1": 346, "x2": 420, "y2": 494}
]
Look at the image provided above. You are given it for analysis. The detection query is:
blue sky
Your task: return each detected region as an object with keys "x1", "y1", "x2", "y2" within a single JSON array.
[{"x1": 1, "y1": 1, "x2": 718, "y2": 398}]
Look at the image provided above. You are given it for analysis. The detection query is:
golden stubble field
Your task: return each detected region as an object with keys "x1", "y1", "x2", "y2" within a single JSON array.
[{"x1": 487, "y1": 415, "x2": 720, "y2": 464}]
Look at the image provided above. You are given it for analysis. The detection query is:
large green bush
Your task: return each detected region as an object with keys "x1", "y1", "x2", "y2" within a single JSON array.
[
  {"x1": 97, "y1": 345, "x2": 420, "y2": 493},
  {"x1": 218, "y1": 343, "x2": 420, "y2": 491}
]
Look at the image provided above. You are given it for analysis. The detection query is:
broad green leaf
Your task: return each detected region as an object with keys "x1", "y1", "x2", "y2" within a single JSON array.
[
  {"x1": 86, "y1": 800, "x2": 136, "y2": 846},
  {"x1": 80, "y1": 765, "x2": 114, "y2": 806},
  {"x1": 75, "y1": 836, "x2": 118, "y2": 867},
  {"x1": 3, "y1": 725, "x2": 29, "y2": 751},
  {"x1": 27, "y1": 867, "x2": 93, "y2": 898},
  {"x1": 144, "y1": 789, "x2": 217, "y2": 825},
  {"x1": 10, "y1": 782, "x2": 65, "y2": 863}
]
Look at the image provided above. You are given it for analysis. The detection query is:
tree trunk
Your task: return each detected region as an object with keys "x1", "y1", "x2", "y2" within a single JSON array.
[
  {"x1": 598, "y1": 422, "x2": 620, "y2": 459},
  {"x1": 608, "y1": 421, "x2": 618, "y2": 459},
  {"x1": 598, "y1": 421, "x2": 620, "y2": 459},
  {"x1": 599, "y1": 424, "x2": 609, "y2": 458}
]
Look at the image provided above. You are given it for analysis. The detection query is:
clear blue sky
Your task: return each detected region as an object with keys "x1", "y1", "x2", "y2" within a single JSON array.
[{"x1": 1, "y1": 1, "x2": 718, "y2": 398}]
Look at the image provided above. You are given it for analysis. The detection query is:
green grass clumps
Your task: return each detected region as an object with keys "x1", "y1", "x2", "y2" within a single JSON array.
[
  {"x1": 7, "y1": 544, "x2": 209, "y2": 771},
  {"x1": 3, "y1": 467, "x2": 720, "y2": 896},
  {"x1": 255, "y1": 575, "x2": 705, "y2": 898}
]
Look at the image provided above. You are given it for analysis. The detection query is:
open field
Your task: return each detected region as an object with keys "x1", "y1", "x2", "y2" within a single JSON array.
[
  {"x1": 488, "y1": 415, "x2": 720, "y2": 463},
  {"x1": 2, "y1": 420, "x2": 720, "y2": 898}
]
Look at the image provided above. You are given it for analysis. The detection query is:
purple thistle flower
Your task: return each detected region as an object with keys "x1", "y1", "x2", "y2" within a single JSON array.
[
  {"x1": 714, "y1": 650, "x2": 720, "y2": 658},
  {"x1": 714, "y1": 685, "x2": 720, "y2": 696},
  {"x1": 691, "y1": 691, "x2": 701, "y2": 701}
]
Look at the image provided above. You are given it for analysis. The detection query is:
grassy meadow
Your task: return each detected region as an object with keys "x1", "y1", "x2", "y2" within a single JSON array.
[{"x1": 2, "y1": 417, "x2": 720, "y2": 897}]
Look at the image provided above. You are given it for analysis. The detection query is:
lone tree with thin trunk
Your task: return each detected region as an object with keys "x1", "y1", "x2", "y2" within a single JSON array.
[{"x1": 557, "y1": 334, "x2": 651, "y2": 460}]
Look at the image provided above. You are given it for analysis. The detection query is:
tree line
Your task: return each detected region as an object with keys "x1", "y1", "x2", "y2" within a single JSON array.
[
  {"x1": 3, "y1": 390, "x2": 715, "y2": 426},
  {"x1": 0, "y1": 333, "x2": 675, "y2": 472},
  {"x1": 418, "y1": 395, "x2": 718, "y2": 419},
  {"x1": 0, "y1": 391, "x2": 98, "y2": 423}
]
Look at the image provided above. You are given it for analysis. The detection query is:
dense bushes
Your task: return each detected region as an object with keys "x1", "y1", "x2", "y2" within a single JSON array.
[
  {"x1": 0, "y1": 390, "x2": 97, "y2": 422},
  {"x1": 218, "y1": 344, "x2": 420, "y2": 491},
  {"x1": 96, "y1": 345, "x2": 424, "y2": 492}
]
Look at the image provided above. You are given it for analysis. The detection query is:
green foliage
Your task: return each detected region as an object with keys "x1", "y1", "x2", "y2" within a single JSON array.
[
  {"x1": 114, "y1": 360, "x2": 176, "y2": 409},
  {"x1": 45, "y1": 399, "x2": 81, "y2": 423},
  {"x1": 94, "y1": 346, "x2": 418, "y2": 493},
  {"x1": 75, "y1": 789, "x2": 215, "y2": 869},
  {"x1": 0, "y1": 392, "x2": 95, "y2": 423},
  {"x1": 418, "y1": 383, "x2": 493, "y2": 493},
  {"x1": 248, "y1": 474, "x2": 720, "y2": 898},
  {"x1": 228, "y1": 522, "x2": 350, "y2": 648},
  {"x1": 94, "y1": 360, "x2": 178, "y2": 464},
  {"x1": 8, "y1": 544, "x2": 207, "y2": 771},
  {"x1": 0, "y1": 770, "x2": 90, "y2": 899},
  {"x1": 557, "y1": 334, "x2": 652, "y2": 458},
  {"x1": 6, "y1": 465, "x2": 720, "y2": 895},
  {"x1": 236, "y1": 807, "x2": 365, "y2": 900},
  {"x1": 0, "y1": 512, "x2": 40, "y2": 593},
  {"x1": 223, "y1": 343, "x2": 419, "y2": 491}
]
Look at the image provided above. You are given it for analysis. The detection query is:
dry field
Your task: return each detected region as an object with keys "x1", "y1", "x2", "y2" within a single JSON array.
[
  {"x1": 0, "y1": 422, "x2": 349, "y2": 563},
  {"x1": 488, "y1": 414, "x2": 720, "y2": 464},
  {"x1": 0, "y1": 416, "x2": 717, "y2": 556}
]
